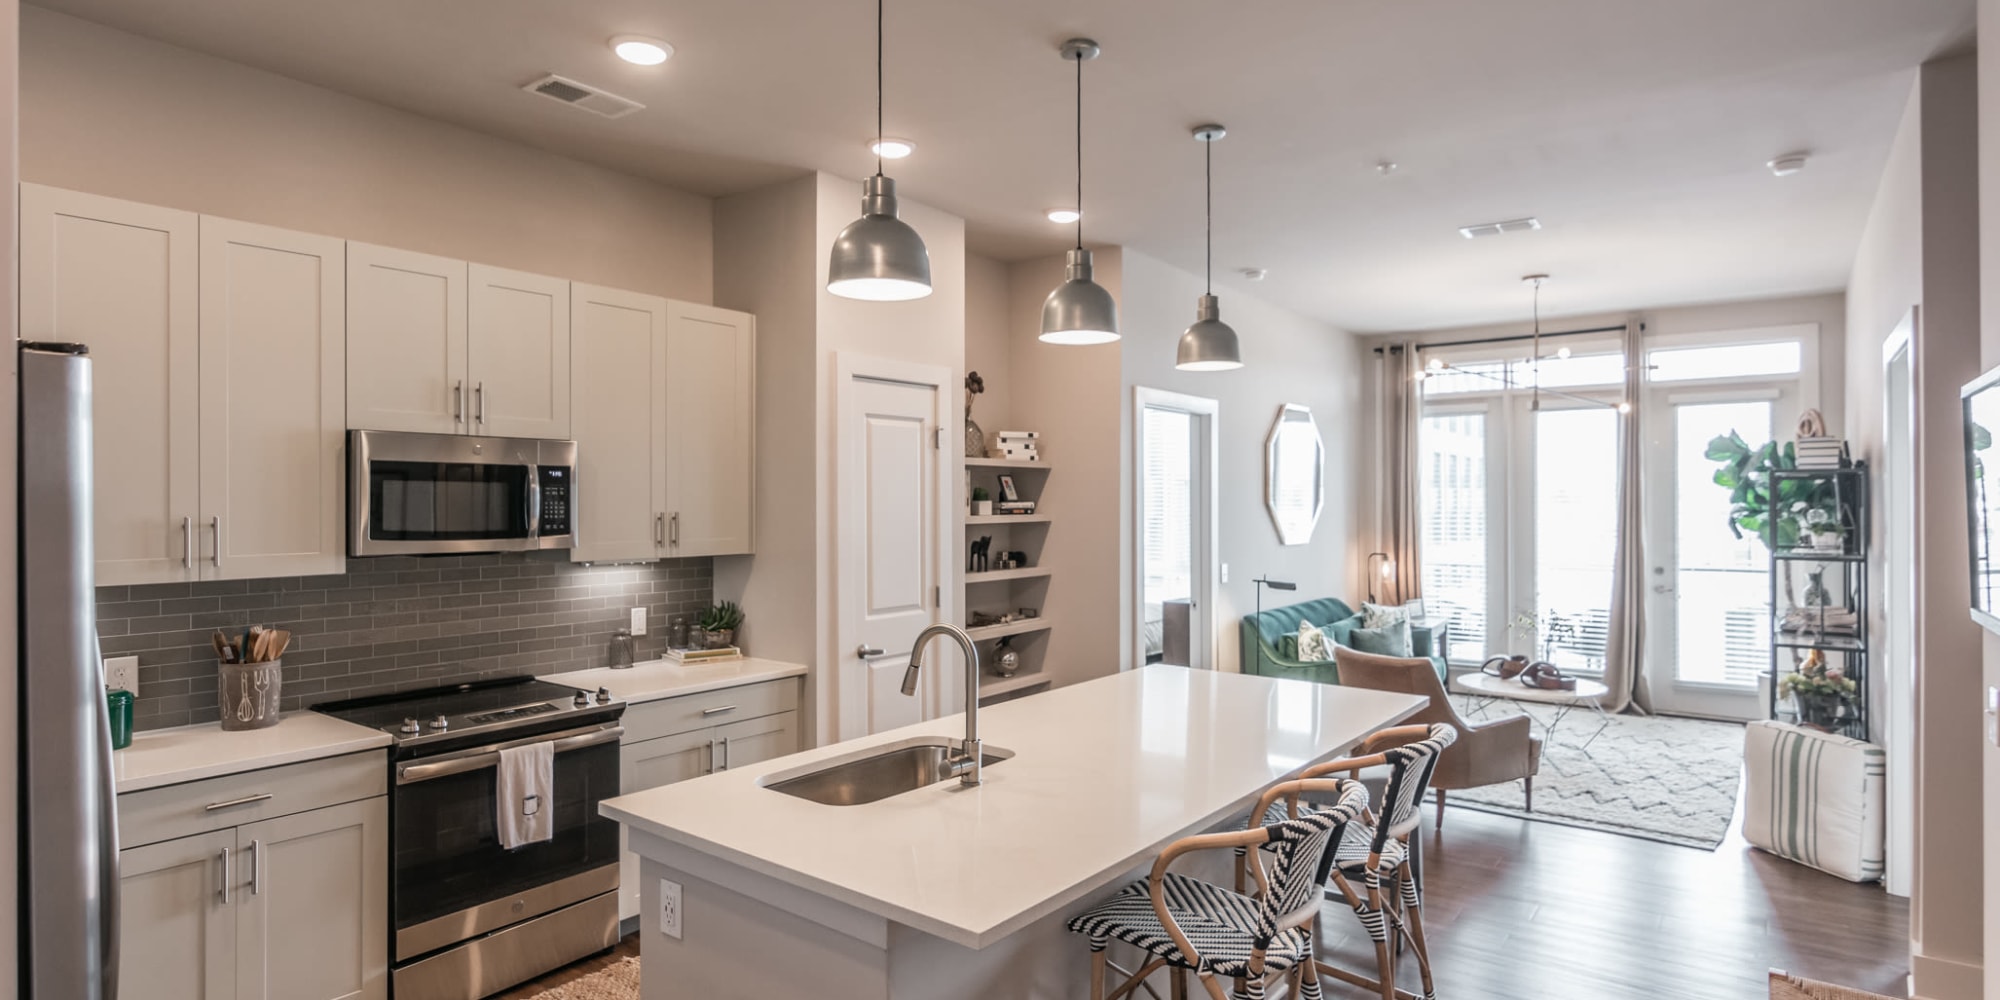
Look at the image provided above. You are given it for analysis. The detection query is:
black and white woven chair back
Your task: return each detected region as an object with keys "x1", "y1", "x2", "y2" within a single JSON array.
[
  {"x1": 1258, "y1": 780, "x2": 1370, "y2": 933},
  {"x1": 1372, "y1": 724, "x2": 1458, "y2": 849}
]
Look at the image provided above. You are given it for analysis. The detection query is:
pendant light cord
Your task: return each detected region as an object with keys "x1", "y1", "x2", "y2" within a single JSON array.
[
  {"x1": 874, "y1": 0, "x2": 884, "y2": 177},
  {"x1": 1073, "y1": 52, "x2": 1084, "y2": 250},
  {"x1": 1531, "y1": 278, "x2": 1542, "y2": 411},
  {"x1": 1204, "y1": 137, "x2": 1213, "y2": 294}
]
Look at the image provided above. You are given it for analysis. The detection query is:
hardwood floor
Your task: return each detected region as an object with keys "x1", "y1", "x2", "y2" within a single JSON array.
[{"x1": 492, "y1": 807, "x2": 1909, "y2": 999}]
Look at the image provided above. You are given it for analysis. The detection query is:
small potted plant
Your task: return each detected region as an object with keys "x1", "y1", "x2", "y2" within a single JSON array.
[
  {"x1": 1777, "y1": 648, "x2": 1857, "y2": 731},
  {"x1": 971, "y1": 487, "x2": 993, "y2": 517},
  {"x1": 699, "y1": 601, "x2": 745, "y2": 650}
]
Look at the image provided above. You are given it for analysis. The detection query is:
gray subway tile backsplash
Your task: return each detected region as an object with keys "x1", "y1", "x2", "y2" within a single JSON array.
[{"x1": 101, "y1": 552, "x2": 714, "y2": 731}]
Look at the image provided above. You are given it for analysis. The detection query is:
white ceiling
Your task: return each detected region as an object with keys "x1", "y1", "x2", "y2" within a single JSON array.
[{"x1": 28, "y1": 0, "x2": 1974, "y2": 332}]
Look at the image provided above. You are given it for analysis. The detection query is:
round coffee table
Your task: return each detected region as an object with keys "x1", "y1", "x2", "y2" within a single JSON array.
[{"x1": 1451, "y1": 671, "x2": 1614, "y2": 751}]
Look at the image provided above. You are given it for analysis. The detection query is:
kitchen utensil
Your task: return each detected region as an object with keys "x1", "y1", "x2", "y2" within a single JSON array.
[{"x1": 212, "y1": 629, "x2": 234, "y2": 663}]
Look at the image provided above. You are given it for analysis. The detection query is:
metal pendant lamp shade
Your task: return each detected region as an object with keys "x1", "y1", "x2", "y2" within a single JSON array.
[
  {"x1": 827, "y1": 0, "x2": 932, "y2": 302},
  {"x1": 1176, "y1": 124, "x2": 1243, "y2": 371},
  {"x1": 1040, "y1": 39, "x2": 1118, "y2": 345}
]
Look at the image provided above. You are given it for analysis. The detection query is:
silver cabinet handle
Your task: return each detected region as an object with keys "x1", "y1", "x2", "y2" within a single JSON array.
[
  {"x1": 706, "y1": 739, "x2": 718, "y2": 775},
  {"x1": 204, "y1": 792, "x2": 273, "y2": 812},
  {"x1": 182, "y1": 515, "x2": 193, "y2": 569},
  {"x1": 476, "y1": 381, "x2": 485, "y2": 424},
  {"x1": 218, "y1": 846, "x2": 231, "y2": 904},
  {"x1": 719, "y1": 736, "x2": 731, "y2": 770},
  {"x1": 248, "y1": 839, "x2": 261, "y2": 896},
  {"x1": 856, "y1": 645, "x2": 885, "y2": 659},
  {"x1": 656, "y1": 513, "x2": 666, "y2": 546},
  {"x1": 669, "y1": 512, "x2": 679, "y2": 545},
  {"x1": 454, "y1": 380, "x2": 465, "y2": 423},
  {"x1": 210, "y1": 515, "x2": 222, "y2": 568},
  {"x1": 700, "y1": 704, "x2": 737, "y2": 717}
]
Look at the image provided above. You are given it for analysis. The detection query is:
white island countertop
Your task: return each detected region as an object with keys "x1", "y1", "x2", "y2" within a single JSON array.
[
  {"x1": 542, "y1": 656, "x2": 806, "y2": 705},
  {"x1": 114, "y1": 711, "x2": 392, "y2": 793},
  {"x1": 602, "y1": 665, "x2": 1426, "y2": 949}
]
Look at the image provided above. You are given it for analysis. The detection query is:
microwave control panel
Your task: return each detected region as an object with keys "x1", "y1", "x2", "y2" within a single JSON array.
[{"x1": 537, "y1": 466, "x2": 573, "y2": 536}]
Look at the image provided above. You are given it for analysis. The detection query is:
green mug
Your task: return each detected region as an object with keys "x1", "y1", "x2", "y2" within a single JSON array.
[{"x1": 106, "y1": 688, "x2": 133, "y2": 750}]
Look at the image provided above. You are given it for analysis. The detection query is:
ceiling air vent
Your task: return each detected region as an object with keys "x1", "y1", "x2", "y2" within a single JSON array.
[
  {"x1": 522, "y1": 74, "x2": 645, "y2": 119},
  {"x1": 1458, "y1": 217, "x2": 1542, "y2": 239}
]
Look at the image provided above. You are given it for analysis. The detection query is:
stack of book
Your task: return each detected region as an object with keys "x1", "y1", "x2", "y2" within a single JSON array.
[
  {"x1": 994, "y1": 431, "x2": 1041, "y2": 462},
  {"x1": 1795, "y1": 436, "x2": 1849, "y2": 470},
  {"x1": 995, "y1": 500, "x2": 1037, "y2": 515}
]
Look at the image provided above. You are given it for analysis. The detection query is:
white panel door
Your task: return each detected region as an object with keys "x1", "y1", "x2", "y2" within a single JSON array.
[
  {"x1": 117, "y1": 829, "x2": 238, "y2": 1000},
  {"x1": 198, "y1": 217, "x2": 347, "y2": 580},
  {"x1": 345, "y1": 243, "x2": 467, "y2": 434},
  {"x1": 235, "y1": 798, "x2": 388, "y2": 1000},
  {"x1": 569, "y1": 284, "x2": 667, "y2": 564},
  {"x1": 468, "y1": 265, "x2": 570, "y2": 439},
  {"x1": 837, "y1": 371, "x2": 948, "y2": 740},
  {"x1": 21, "y1": 185, "x2": 201, "y2": 586},
  {"x1": 664, "y1": 301, "x2": 756, "y2": 556}
]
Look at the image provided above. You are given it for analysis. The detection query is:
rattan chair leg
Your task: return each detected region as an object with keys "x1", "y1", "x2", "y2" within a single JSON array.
[
  {"x1": 1172, "y1": 967, "x2": 1187, "y2": 1000},
  {"x1": 1092, "y1": 948, "x2": 1108, "y2": 1000}
]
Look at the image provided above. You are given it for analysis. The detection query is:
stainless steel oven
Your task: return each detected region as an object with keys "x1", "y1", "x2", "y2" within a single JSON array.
[{"x1": 348, "y1": 429, "x2": 577, "y2": 557}]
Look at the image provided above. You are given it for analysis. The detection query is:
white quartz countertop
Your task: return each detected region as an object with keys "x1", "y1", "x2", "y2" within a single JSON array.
[
  {"x1": 541, "y1": 656, "x2": 806, "y2": 704},
  {"x1": 601, "y1": 665, "x2": 1427, "y2": 948},
  {"x1": 114, "y1": 712, "x2": 392, "y2": 794}
]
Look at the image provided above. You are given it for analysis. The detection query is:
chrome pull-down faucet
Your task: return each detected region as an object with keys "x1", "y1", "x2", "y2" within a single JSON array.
[{"x1": 900, "y1": 623, "x2": 983, "y2": 786}]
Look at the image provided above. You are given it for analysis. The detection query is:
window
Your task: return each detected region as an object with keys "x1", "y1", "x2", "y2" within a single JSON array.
[
  {"x1": 1140, "y1": 407, "x2": 1193, "y2": 609},
  {"x1": 1670, "y1": 401, "x2": 1773, "y2": 686},
  {"x1": 1532, "y1": 408, "x2": 1617, "y2": 671},
  {"x1": 1649, "y1": 341, "x2": 1801, "y2": 382},
  {"x1": 1419, "y1": 412, "x2": 1489, "y2": 652}
]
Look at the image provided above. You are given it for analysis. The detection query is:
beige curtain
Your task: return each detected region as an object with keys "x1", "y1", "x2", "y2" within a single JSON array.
[
  {"x1": 1602, "y1": 322, "x2": 1651, "y2": 713},
  {"x1": 1379, "y1": 344, "x2": 1423, "y2": 605}
]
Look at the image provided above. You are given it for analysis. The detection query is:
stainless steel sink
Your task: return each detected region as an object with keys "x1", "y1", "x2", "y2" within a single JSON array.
[{"x1": 761, "y1": 737, "x2": 1013, "y2": 806}]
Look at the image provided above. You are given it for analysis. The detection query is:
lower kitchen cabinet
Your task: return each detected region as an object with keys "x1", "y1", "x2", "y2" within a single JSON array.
[
  {"x1": 236, "y1": 798, "x2": 389, "y2": 1000},
  {"x1": 118, "y1": 828, "x2": 239, "y2": 1000}
]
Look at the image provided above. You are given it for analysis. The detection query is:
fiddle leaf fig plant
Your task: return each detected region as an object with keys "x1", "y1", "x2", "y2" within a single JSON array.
[{"x1": 1707, "y1": 432, "x2": 1837, "y2": 552}]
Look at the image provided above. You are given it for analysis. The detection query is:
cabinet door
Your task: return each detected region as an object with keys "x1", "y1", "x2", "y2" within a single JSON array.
[
  {"x1": 345, "y1": 243, "x2": 467, "y2": 434},
  {"x1": 616, "y1": 728, "x2": 717, "y2": 920},
  {"x1": 235, "y1": 798, "x2": 388, "y2": 1000},
  {"x1": 570, "y1": 284, "x2": 667, "y2": 564},
  {"x1": 664, "y1": 301, "x2": 756, "y2": 556},
  {"x1": 198, "y1": 217, "x2": 347, "y2": 580},
  {"x1": 713, "y1": 711, "x2": 797, "y2": 772},
  {"x1": 118, "y1": 829, "x2": 238, "y2": 1000},
  {"x1": 468, "y1": 264, "x2": 570, "y2": 439},
  {"x1": 22, "y1": 185, "x2": 201, "y2": 586}
]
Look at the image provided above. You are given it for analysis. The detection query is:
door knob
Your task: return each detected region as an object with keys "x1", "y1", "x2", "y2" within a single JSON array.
[{"x1": 856, "y1": 645, "x2": 885, "y2": 659}]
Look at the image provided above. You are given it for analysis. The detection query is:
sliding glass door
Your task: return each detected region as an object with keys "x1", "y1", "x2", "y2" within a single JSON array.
[{"x1": 1526, "y1": 403, "x2": 1619, "y2": 672}]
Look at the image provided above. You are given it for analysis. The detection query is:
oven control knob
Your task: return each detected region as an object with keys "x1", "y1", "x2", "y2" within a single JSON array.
[
  {"x1": 574, "y1": 691, "x2": 591, "y2": 707},
  {"x1": 399, "y1": 717, "x2": 421, "y2": 735},
  {"x1": 430, "y1": 715, "x2": 449, "y2": 730},
  {"x1": 597, "y1": 687, "x2": 612, "y2": 703}
]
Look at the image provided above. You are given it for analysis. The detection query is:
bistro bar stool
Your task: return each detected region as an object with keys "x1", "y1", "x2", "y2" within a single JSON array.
[{"x1": 1067, "y1": 777, "x2": 1369, "y2": 1000}]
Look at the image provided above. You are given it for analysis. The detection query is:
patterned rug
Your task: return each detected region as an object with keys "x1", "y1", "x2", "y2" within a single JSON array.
[
  {"x1": 1446, "y1": 695, "x2": 1744, "y2": 850},
  {"x1": 526, "y1": 957, "x2": 638, "y2": 999}
]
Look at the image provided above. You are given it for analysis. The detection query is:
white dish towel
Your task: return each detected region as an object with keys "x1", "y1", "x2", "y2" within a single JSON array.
[{"x1": 495, "y1": 741, "x2": 555, "y2": 850}]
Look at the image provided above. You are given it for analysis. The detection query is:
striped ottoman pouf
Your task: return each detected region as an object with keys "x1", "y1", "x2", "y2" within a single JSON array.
[{"x1": 1743, "y1": 721, "x2": 1885, "y2": 883}]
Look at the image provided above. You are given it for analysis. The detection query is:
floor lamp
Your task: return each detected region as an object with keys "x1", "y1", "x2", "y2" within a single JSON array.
[
  {"x1": 1254, "y1": 577, "x2": 1297, "y2": 620},
  {"x1": 1366, "y1": 552, "x2": 1396, "y2": 603}
]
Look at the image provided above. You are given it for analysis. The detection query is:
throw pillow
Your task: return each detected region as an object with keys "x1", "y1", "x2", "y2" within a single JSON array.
[
  {"x1": 1361, "y1": 601, "x2": 1409, "y2": 630},
  {"x1": 1348, "y1": 619, "x2": 1413, "y2": 658},
  {"x1": 1327, "y1": 613, "x2": 1364, "y2": 649},
  {"x1": 1276, "y1": 634, "x2": 1299, "y2": 659},
  {"x1": 1296, "y1": 619, "x2": 1333, "y2": 662}
]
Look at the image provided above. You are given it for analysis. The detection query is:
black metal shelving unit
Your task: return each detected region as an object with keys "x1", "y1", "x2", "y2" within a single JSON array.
[{"x1": 1766, "y1": 462, "x2": 1869, "y2": 739}]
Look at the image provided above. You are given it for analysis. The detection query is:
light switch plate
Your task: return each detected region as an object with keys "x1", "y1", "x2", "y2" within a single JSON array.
[
  {"x1": 658, "y1": 877, "x2": 683, "y2": 939},
  {"x1": 630, "y1": 607, "x2": 648, "y2": 637},
  {"x1": 1221, "y1": 563, "x2": 1230, "y2": 583},
  {"x1": 104, "y1": 655, "x2": 139, "y2": 695},
  {"x1": 1987, "y1": 687, "x2": 1999, "y2": 748}
]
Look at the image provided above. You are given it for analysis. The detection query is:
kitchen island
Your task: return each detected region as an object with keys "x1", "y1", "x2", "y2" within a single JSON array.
[{"x1": 600, "y1": 665, "x2": 1426, "y2": 999}]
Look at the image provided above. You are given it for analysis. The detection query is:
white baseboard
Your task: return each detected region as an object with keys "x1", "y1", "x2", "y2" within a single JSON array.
[{"x1": 1909, "y1": 951, "x2": 1983, "y2": 999}]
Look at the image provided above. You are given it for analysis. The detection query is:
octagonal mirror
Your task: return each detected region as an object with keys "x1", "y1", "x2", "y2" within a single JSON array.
[{"x1": 1265, "y1": 404, "x2": 1324, "y2": 545}]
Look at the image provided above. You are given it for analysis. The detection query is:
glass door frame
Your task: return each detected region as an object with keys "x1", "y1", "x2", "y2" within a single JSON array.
[
  {"x1": 1507, "y1": 391, "x2": 1626, "y2": 671},
  {"x1": 1131, "y1": 387, "x2": 1219, "y2": 670}
]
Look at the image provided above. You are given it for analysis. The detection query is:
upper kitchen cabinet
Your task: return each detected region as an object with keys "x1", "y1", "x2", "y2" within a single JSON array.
[
  {"x1": 468, "y1": 264, "x2": 571, "y2": 439},
  {"x1": 663, "y1": 301, "x2": 756, "y2": 557},
  {"x1": 570, "y1": 284, "x2": 667, "y2": 564},
  {"x1": 345, "y1": 243, "x2": 467, "y2": 435},
  {"x1": 20, "y1": 185, "x2": 201, "y2": 587},
  {"x1": 199, "y1": 216, "x2": 348, "y2": 580}
]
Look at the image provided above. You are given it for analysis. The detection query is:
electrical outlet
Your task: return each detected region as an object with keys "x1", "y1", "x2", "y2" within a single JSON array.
[
  {"x1": 658, "y1": 877, "x2": 683, "y2": 939},
  {"x1": 630, "y1": 607, "x2": 649, "y2": 637},
  {"x1": 1221, "y1": 563, "x2": 1230, "y2": 584},
  {"x1": 103, "y1": 656, "x2": 139, "y2": 695}
]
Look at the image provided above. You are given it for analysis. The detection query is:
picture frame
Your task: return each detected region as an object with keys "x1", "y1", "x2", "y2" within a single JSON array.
[{"x1": 997, "y1": 474, "x2": 1021, "y2": 503}]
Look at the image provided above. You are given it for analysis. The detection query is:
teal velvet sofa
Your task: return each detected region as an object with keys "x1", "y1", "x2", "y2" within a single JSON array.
[{"x1": 1240, "y1": 597, "x2": 1448, "y2": 685}]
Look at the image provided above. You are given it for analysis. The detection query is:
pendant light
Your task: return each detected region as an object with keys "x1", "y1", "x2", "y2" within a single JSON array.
[
  {"x1": 1524, "y1": 274, "x2": 1548, "y2": 411},
  {"x1": 826, "y1": 0, "x2": 932, "y2": 301},
  {"x1": 1175, "y1": 124, "x2": 1244, "y2": 371},
  {"x1": 1040, "y1": 38, "x2": 1119, "y2": 344}
]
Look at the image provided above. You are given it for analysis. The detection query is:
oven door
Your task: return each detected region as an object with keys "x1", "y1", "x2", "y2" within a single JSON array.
[
  {"x1": 349, "y1": 429, "x2": 543, "y2": 556},
  {"x1": 390, "y1": 724, "x2": 623, "y2": 962}
]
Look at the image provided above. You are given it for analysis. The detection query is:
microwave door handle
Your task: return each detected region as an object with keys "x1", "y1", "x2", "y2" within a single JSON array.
[{"x1": 526, "y1": 471, "x2": 542, "y2": 544}]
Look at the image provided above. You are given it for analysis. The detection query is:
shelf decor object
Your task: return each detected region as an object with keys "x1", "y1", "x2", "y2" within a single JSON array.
[
  {"x1": 1764, "y1": 463, "x2": 1871, "y2": 739},
  {"x1": 826, "y1": 0, "x2": 932, "y2": 302},
  {"x1": 1039, "y1": 39, "x2": 1119, "y2": 344},
  {"x1": 1175, "y1": 124, "x2": 1244, "y2": 372},
  {"x1": 962, "y1": 452, "x2": 1056, "y2": 702}
]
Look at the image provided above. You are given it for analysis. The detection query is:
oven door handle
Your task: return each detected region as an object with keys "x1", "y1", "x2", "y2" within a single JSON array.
[{"x1": 395, "y1": 723, "x2": 624, "y2": 785}]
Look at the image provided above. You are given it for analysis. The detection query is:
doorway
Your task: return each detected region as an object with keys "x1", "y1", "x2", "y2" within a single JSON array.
[
  {"x1": 1132, "y1": 388, "x2": 1218, "y2": 670},
  {"x1": 1881, "y1": 308, "x2": 1916, "y2": 897}
]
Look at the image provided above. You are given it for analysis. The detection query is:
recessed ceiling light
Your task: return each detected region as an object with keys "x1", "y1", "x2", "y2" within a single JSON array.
[
  {"x1": 870, "y1": 137, "x2": 916, "y2": 159},
  {"x1": 1768, "y1": 153, "x2": 1809, "y2": 177},
  {"x1": 1046, "y1": 208, "x2": 1081, "y2": 224},
  {"x1": 611, "y1": 35, "x2": 673, "y2": 66}
]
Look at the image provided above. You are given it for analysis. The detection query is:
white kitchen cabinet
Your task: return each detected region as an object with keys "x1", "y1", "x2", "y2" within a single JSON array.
[
  {"x1": 20, "y1": 185, "x2": 201, "y2": 587},
  {"x1": 235, "y1": 797, "x2": 388, "y2": 1000},
  {"x1": 570, "y1": 284, "x2": 668, "y2": 564},
  {"x1": 117, "y1": 829, "x2": 239, "y2": 1000},
  {"x1": 663, "y1": 301, "x2": 756, "y2": 557},
  {"x1": 712, "y1": 712, "x2": 797, "y2": 773},
  {"x1": 468, "y1": 264, "x2": 571, "y2": 439},
  {"x1": 199, "y1": 216, "x2": 348, "y2": 580},
  {"x1": 345, "y1": 243, "x2": 467, "y2": 435}
]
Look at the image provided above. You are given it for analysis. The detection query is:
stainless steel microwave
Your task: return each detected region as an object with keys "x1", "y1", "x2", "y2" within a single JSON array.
[{"x1": 348, "y1": 430, "x2": 577, "y2": 557}]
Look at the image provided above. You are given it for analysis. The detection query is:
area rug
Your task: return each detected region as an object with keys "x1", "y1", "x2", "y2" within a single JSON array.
[
  {"x1": 1445, "y1": 695, "x2": 1744, "y2": 850},
  {"x1": 526, "y1": 957, "x2": 638, "y2": 1000}
]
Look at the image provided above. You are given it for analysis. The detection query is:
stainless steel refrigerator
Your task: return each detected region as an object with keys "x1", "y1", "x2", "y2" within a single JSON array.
[{"x1": 19, "y1": 342, "x2": 118, "y2": 999}]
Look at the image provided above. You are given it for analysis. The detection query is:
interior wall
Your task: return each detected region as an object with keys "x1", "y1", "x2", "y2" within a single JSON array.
[
  {"x1": 1983, "y1": 3, "x2": 2000, "y2": 994},
  {"x1": 965, "y1": 252, "x2": 1014, "y2": 433},
  {"x1": 21, "y1": 7, "x2": 713, "y2": 303},
  {"x1": 1118, "y1": 249, "x2": 1363, "y2": 672},
  {"x1": 1848, "y1": 53, "x2": 1984, "y2": 1000},
  {"x1": 0, "y1": 0, "x2": 18, "y2": 991}
]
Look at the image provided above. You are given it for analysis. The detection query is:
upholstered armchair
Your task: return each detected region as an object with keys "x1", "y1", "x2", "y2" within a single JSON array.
[{"x1": 1333, "y1": 646, "x2": 1542, "y2": 829}]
